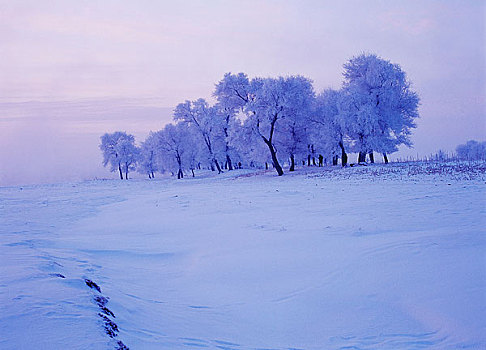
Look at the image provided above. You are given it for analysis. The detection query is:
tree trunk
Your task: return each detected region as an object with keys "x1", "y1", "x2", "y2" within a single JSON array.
[
  {"x1": 312, "y1": 157, "x2": 316, "y2": 166},
  {"x1": 118, "y1": 164, "x2": 123, "y2": 180},
  {"x1": 214, "y1": 159, "x2": 222, "y2": 174},
  {"x1": 265, "y1": 162, "x2": 268, "y2": 170},
  {"x1": 151, "y1": 171, "x2": 154, "y2": 178},
  {"x1": 358, "y1": 152, "x2": 366, "y2": 163},
  {"x1": 332, "y1": 155, "x2": 338, "y2": 166},
  {"x1": 263, "y1": 140, "x2": 283, "y2": 176},
  {"x1": 289, "y1": 154, "x2": 295, "y2": 171},
  {"x1": 339, "y1": 141, "x2": 347, "y2": 167},
  {"x1": 368, "y1": 152, "x2": 374, "y2": 163},
  {"x1": 125, "y1": 165, "x2": 129, "y2": 180},
  {"x1": 318, "y1": 155, "x2": 323, "y2": 167},
  {"x1": 226, "y1": 154, "x2": 233, "y2": 171},
  {"x1": 383, "y1": 153, "x2": 389, "y2": 164},
  {"x1": 177, "y1": 168, "x2": 183, "y2": 179},
  {"x1": 260, "y1": 115, "x2": 283, "y2": 176},
  {"x1": 191, "y1": 169, "x2": 195, "y2": 177},
  {"x1": 307, "y1": 154, "x2": 311, "y2": 166}
]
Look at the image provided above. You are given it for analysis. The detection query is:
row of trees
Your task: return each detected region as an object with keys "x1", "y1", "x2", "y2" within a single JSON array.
[
  {"x1": 100, "y1": 53, "x2": 420, "y2": 178},
  {"x1": 456, "y1": 140, "x2": 486, "y2": 160}
]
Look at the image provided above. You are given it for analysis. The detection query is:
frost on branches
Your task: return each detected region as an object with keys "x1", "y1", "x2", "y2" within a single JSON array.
[
  {"x1": 138, "y1": 132, "x2": 159, "y2": 179},
  {"x1": 99, "y1": 53, "x2": 421, "y2": 179},
  {"x1": 99, "y1": 132, "x2": 139, "y2": 179},
  {"x1": 340, "y1": 53, "x2": 419, "y2": 164},
  {"x1": 174, "y1": 99, "x2": 226, "y2": 174},
  {"x1": 215, "y1": 74, "x2": 315, "y2": 175}
]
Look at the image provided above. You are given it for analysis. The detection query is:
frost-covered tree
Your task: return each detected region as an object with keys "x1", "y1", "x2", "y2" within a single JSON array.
[
  {"x1": 174, "y1": 99, "x2": 225, "y2": 173},
  {"x1": 215, "y1": 103, "x2": 238, "y2": 170},
  {"x1": 154, "y1": 123, "x2": 198, "y2": 179},
  {"x1": 341, "y1": 53, "x2": 420, "y2": 163},
  {"x1": 138, "y1": 132, "x2": 159, "y2": 178},
  {"x1": 99, "y1": 131, "x2": 138, "y2": 179},
  {"x1": 117, "y1": 136, "x2": 139, "y2": 180},
  {"x1": 98, "y1": 59, "x2": 424, "y2": 179},
  {"x1": 214, "y1": 72, "x2": 251, "y2": 111},
  {"x1": 216, "y1": 73, "x2": 315, "y2": 175},
  {"x1": 100, "y1": 132, "x2": 125, "y2": 179},
  {"x1": 272, "y1": 77, "x2": 315, "y2": 171},
  {"x1": 275, "y1": 119, "x2": 309, "y2": 171},
  {"x1": 249, "y1": 76, "x2": 314, "y2": 175},
  {"x1": 214, "y1": 73, "x2": 254, "y2": 169},
  {"x1": 456, "y1": 140, "x2": 486, "y2": 160},
  {"x1": 312, "y1": 88, "x2": 348, "y2": 166},
  {"x1": 228, "y1": 117, "x2": 270, "y2": 168}
]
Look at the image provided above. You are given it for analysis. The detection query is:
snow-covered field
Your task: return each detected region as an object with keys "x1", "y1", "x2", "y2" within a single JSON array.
[{"x1": 1, "y1": 162, "x2": 485, "y2": 350}]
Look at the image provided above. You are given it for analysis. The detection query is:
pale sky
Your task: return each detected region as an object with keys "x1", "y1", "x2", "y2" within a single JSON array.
[{"x1": 0, "y1": 0, "x2": 485, "y2": 185}]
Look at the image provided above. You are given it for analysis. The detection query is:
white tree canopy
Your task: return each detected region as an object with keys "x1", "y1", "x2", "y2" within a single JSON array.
[
  {"x1": 100, "y1": 54, "x2": 422, "y2": 177},
  {"x1": 99, "y1": 131, "x2": 138, "y2": 179},
  {"x1": 174, "y1": 99, "x2": 226, "y2": 173},
  {"x1": 340, "y1": 53, "x2": 420, "y2": 159},
  {"x1": 153, "y1": 123, "x2": 198, "y2": 179},
  {"x1": 138, "y1": 132, "x2": 159, "y2": 178}
]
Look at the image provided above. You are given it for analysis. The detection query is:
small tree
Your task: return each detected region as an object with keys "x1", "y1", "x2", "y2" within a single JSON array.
[
  {"x1": 99, "y1": 131, "x2": 138, "y2": 179},
  {"x1": 174, "y1": 99, "x2": 225, "y2": 173},
  {"x1": 312, "y1": 89, "x2": 348, "y2": 166},
  {"x1": 138, "y1": 132, "x2": 159, "y2": 178},
  {"x1": 118, "y1": 138, "x2": 139, "y2": 179},
  {"x1": 155, "y1": 123, "x2": 198, "y2": 179},
  {"x1": 228, "y1": 117, "x2": 270, "y2": 169},
  {"x1": 273, "y1": 77, "x2": 314, "y2": 172},
  {"x1": 214, "y1": 74, "x2": 252, "y2": 170}
]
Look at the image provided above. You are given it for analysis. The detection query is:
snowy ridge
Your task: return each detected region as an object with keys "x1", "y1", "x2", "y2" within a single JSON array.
[{"x1": 1, "y1": 163, "x2": 485, "y2": 349}]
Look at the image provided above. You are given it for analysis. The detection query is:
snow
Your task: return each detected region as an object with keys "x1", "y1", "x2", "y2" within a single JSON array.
[{"x1": 1, "y1": 163, "x2": 485, "y2": 349}]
